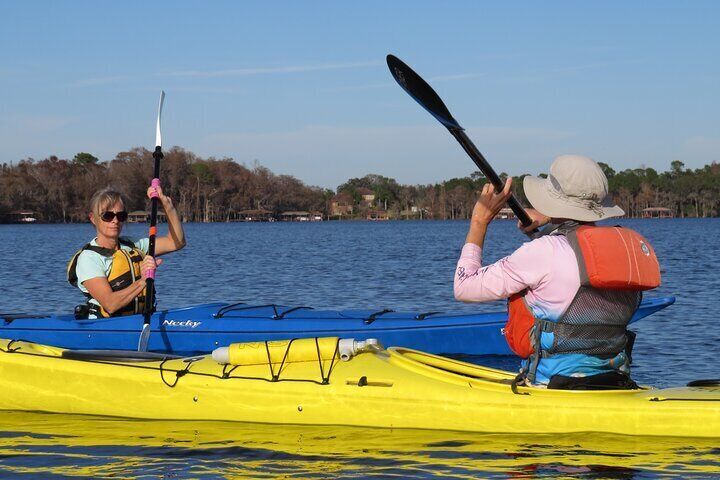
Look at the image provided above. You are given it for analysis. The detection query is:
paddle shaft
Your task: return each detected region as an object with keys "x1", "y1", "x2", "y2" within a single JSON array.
[
  {"x1": 385, "y1": 54, "x2": 536, "y2": 231},
  {"x1": 449, "y1": 128, "x2": 534, "y2": 227},
  {"x1": 143, "y1": 146, "x2": 162, "y2": 323},
  {"x1": 138, "y1": 90, "x2": 165, "y2": 351}
]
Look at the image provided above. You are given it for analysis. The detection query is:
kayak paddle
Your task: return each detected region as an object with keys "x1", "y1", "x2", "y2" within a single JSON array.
[
  {"x1": 386, "y1": 54, "x2": 537, "y2": 233},
  {"x1": 138, "y1": 90, "x2": 165, "y2": 352}
]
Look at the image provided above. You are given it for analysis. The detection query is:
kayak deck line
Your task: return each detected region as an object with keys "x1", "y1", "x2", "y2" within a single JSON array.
[
  {"x1": 1, "y1": 337, "x2": 344, "y2": 386},
  {"x1": 1, "y1": 342, "x2": 333, "y2": 387},
  {"x1": 363, "y1": 308, "x2": 395, "y2": 324},
  {"x1": 214, "y1": 303, "x2": 440, "y2": 324},
  {"x1": 214, "y1": 303, "x2": 316, "y2": 319}
]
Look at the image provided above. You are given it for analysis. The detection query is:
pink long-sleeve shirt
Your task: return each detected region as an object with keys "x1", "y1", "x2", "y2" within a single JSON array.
[{"x1": 454, "y1": 236, "x2": 580, "y2": 320}]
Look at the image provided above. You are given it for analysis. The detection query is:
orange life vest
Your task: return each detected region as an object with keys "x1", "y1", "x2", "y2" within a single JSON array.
[{"x1": 504, "y1": 224, "x2": 661, "y2": 359}]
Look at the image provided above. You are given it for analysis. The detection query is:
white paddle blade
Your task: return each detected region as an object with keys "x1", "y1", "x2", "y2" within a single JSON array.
[
  {"x1": 155, "y1": 90, "x2": 165, "y2": 148},
  {"x1": 138, "y1": 323, "x2": 151, "y2": 352}
]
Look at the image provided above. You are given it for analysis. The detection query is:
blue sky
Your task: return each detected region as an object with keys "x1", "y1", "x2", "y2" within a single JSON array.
[{"x1": 0, "y1": 1, "x2": 718, "y2": 189}]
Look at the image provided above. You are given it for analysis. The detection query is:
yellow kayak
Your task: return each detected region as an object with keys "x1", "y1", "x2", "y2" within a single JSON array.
[{"x1": 0, "y1": 337, "x2": 718, "y2": 437}]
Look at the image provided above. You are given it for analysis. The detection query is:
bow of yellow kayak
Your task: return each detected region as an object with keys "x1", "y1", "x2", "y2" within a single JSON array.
[{"x1": 0, "y1": 338, "x2": 718, "y2": 437}]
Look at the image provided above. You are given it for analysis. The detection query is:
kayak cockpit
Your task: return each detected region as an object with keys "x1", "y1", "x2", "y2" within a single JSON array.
[
  {"x1": 388, "y1": 347, "x2": 516, "y2": 385},
  {"x1": 386, "y1": 347, "x2": 660, "y2": 395}
]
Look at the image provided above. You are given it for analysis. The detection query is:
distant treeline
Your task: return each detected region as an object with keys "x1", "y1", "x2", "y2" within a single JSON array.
[
  {"x1": 0, "y1": 149, "x2": 718, "y2": 222},
  {"x1": 0, "y1": 149, "x2": 331, "y2": 223}
]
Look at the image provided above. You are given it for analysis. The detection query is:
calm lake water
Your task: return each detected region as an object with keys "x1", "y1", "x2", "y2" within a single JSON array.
[{"x1": 0, "y1": 218, "x2": 718, "y2": 478}]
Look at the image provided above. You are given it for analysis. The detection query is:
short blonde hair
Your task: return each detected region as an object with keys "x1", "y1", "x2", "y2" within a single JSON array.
[{"x1": 89, "y1": 188, "x2": 126, "y2": 218}]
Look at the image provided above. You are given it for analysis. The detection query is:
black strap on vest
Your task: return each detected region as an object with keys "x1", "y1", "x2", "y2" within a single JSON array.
[{"x1": 68, "y1": 238, "x2": 137, "y2": 287}]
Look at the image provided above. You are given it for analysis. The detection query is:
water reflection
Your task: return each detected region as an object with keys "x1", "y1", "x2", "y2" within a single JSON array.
[{"x1": 0, "y1": 412, "x2": 717, "y2": 478}]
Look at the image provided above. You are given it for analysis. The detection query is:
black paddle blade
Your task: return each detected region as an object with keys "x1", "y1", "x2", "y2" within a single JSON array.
[{"x1": 386, "y1": 54, "x2": 462, "y2": 130}]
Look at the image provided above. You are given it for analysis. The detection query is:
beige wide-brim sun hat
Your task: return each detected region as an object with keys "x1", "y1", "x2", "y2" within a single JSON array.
[{"x1": 523, "y1": 154, "x2": 625, "y2": 222}]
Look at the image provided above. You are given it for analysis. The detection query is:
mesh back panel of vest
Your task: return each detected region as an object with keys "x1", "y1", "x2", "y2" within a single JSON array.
[{"x1": 550, "y1": 288, "x2": 641, "y2": 358}]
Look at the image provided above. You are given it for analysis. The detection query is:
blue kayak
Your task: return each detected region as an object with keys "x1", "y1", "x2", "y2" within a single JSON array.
[{"x1": 0, "y1": 297, "x2": 674, "y2": 356}]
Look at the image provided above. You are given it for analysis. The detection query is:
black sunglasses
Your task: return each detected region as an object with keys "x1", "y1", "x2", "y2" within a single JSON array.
[{"x1": 100, "y1": 211, "x2": 128, "y2": 222}]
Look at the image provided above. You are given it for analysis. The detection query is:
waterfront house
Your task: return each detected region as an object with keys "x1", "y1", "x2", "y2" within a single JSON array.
[
  {"x1": 280, "y1": 211, "x2": 311, "y2": 221},
  {"x1": 357, "y1": 188, "x2": 376, "y2": 207},
  {"x1": 400, "y1": 206, "x2": 426, "y2": 219},
  {"x1": 330, "y1": 193, "x2": 354, "y2": 217},
  {"x1": 367, "y1": 209, "x2": 389, "y2": 221},
  {"x1": 128, "y1": 211, "x2": 148, "y2": 223},
  {"x1": 127, "y1": 211, "x2": 166, "y2": 223},
  {"x1": 236, "y1": 209, "x2": 274, "y2": 222},
  {"x1": 2, "y1": 211, "x2": 37, "y2": 223},
  {"x1": 642, "y1": 207, "x2": 674, "y2": 218}
]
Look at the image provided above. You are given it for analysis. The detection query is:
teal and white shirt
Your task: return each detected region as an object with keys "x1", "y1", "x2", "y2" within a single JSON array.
[{"x1": 75, "y1": 237, "x2": 149, "y2": 317}]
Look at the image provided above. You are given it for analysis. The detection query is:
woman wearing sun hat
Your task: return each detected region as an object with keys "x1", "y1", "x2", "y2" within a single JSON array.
[
  {"x1": 454, "y1": 155, "x2": 661, "y2": 390},
  {"x1": 67, "y1": 185, "x2": 186, "y2": 319}
]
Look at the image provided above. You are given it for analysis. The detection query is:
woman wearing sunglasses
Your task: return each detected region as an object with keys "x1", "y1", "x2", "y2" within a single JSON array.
[{"x1": 67, "y1": 186, "x2": 186, "y2": 319}]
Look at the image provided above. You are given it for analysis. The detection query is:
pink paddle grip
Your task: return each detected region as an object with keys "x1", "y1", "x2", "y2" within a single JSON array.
[
  {"x1": 150, "y1": 178, "x2": 161, "y2": 198},
  {"x1": 146, "y1": 177, "x2": 161, "y2": 279}
]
